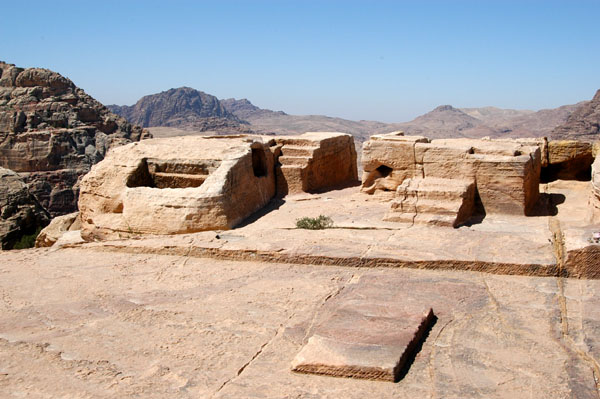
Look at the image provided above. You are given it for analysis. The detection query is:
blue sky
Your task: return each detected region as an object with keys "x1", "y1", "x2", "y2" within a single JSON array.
[{"x1": 1, "y1": 1, "x2": 599, "y2": 122}]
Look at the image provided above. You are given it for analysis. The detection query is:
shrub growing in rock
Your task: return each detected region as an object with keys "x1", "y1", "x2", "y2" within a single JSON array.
[{"x1": 296, "y1": 215, "x2": 333, "y2": 230}]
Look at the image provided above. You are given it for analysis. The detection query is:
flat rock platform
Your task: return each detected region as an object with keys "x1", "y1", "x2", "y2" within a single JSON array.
[
  {"x1": 1, "y1": 180, "x2": 600, "y2": 397},
  {"x1": 78, "y1": 180, "x2": 598, "y2": 278},
  {"x1": 2, "y1": 248, "x2": 600, "y2": 397}
]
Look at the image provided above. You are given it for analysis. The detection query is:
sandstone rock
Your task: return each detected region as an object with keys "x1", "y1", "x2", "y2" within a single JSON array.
[
  {"x1": 34, "y1": 211, "x2": 79, "y2": 248},
  {"x1": 79, "y1": 135, "x2": 277, "y2": 240},
  {"x1": 79, "y1": 132, "x2": 358, "y2": 240},
  {"x1": 591, "y1": 156, "x2": 600, "y2": 221},
  {"x1": 361, "y1": 134, "x2": 541, "y2": 220},
  {"x1": 274, "y1": 132, "x2": 358, "y2": 195},
  {"x1": 0, "y1": 61, "x2": 150, "y2": 216},
  {"x1": 0, "y1": 167, "x2": 49, "y2": 249},
  {"x1": 292, "y1": 273, "x2": 484, "y2": 382},
  {"x1": 385, "y1": 177, "x2": 476, "y2": 227},
  {"x1": 361, "y1": 133, "x2": 429, "y2": 195}
]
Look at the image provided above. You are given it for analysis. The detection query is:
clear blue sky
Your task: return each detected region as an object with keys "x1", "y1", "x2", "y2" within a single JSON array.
[{"x1": 2, "y1": 1, "x2": 599, "y2": 122}]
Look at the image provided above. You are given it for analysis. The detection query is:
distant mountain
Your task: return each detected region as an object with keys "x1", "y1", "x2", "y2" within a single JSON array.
[
  {"x1": 551, "y1": 89, "x2": 600, "y2": 140},
  {"x1": 220, "y1": 98, "x2": 286, "y2": 120},
  {"x1": 392, "y1": 105, "x2": 494, "y2": 138},
  {"x1": 122, "y1": 87, "x2": 595, "y2": 142},
  {"x1": 107, "y1": 87, "x2": 251, "y2": 133}
]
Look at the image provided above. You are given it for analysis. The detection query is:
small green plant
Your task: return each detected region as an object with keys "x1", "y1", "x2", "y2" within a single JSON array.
[
  {"x1": 12, "y1": 226, "x2": 43, "y2": 250},
  {"x1": 295, "y1": 215, "x2": 333, "y2": 230}
]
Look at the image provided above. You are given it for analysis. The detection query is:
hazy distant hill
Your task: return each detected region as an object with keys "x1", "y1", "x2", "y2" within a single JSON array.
[
  {"x1": 108, "y1": 87, "x2": 251, "y2": 133},
  {"x1": 117, "y1": 87, "x2": 598, "y2": 142},
  {"x1": 220, "y1": 98, "x2": 287, "y2": 120}
]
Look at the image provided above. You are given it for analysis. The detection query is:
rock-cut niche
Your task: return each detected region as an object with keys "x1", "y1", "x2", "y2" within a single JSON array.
[
  {"x1": 126, "y1": 158, "x2": 221, "y2": 189},
  {"x1": 252, "y1": 148, "x2": 267, "y2": 177}
]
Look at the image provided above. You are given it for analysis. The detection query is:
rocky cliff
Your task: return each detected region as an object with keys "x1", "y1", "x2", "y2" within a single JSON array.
[
  {"x1": 0, "y1": 61, "x2": 150, "y2": 216},
  {"x1": 551, "y1": 89, "x2": 600, "y2": 140},
  {"x1": 0, "y1": 167, "x2": 50, "y2": 249},
  {"x1": 108, "y1": 87, "x2": 251, "y2": 133}
]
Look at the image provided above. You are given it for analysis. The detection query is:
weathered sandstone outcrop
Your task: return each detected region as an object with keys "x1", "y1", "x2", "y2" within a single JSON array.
[
  {"x1": 79, "y1": 132, "x2": 357, "y2": 240},
  {"x1": 273, "y1": 132, "x2": 358, "y2": 195},
  {"x1": 362, "y1": 132, "x2": 541, "y2": 225},
  {"x1": 34, "y1": 211, "x2": 80, "y2": 248},
  {"x1": 0, "y1": 167, "x2": 49, "y2": 249},
  {"x1": 79, "y1": 136, "x2": 276, "y2": 240},
  {"x1": 0, "y1": 61, "x2": 150, "y2": 216}
]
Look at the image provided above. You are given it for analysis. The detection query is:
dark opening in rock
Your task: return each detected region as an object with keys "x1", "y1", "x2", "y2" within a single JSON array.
[
  {"x1": 541, "y1": 154, "x2": 594, "y2": 183},
  {"x1": 376, "y1": 164, "x2": 393, "y2": 178},
  {"x1": 126, "y1": 159, "x2": 155, "y2": 188},
  {"x1": 252, "y1": 148, "x2": 267, "y2": 177}
]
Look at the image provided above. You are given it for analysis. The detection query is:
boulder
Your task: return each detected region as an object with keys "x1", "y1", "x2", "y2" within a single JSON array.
[
  {"x1": 0, "y1": 167, "x2": 49, "y2": 249},
  {"x1": 0, "y1": 61, "x2": 150, "y2": 216},
  {"x1": 34, "y1": 211, "x2": 80, "y2": 247}
]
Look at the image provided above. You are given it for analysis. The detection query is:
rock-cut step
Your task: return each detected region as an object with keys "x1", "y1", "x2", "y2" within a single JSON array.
[
  {"x1": 278, "y1": 155, "x2": 313, "y2": 166},
  {"x1": 279, "y1": 144, "x2": 319, "y2": 157},
  {"x1": 384, "y1": 177, "x2": 476, "y2": 227}
]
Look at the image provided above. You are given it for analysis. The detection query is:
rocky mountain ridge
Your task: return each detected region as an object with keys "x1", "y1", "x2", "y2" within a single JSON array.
[
  {"x1": 122, "y1": 87, "x2": 597, "y2": 142},
  {"x1": 107, "y1": 87, "x2": 252, "y2": 133}
]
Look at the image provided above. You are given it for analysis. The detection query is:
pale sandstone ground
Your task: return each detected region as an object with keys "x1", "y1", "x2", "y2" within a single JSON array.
[
  {"x1": 1, "y1": 181, "x2": 599, "y2": 397},
  {"x1": 1, "y1": 248, "x2": 600, "y2": 398}
]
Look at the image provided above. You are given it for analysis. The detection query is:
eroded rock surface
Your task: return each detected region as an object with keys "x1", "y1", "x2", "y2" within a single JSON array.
[
  {"x1": 0, "y1": 61, "x2": 150, "y2": 216},
  {"x1": 79, "y1": 136, "x2": 276, "y2": 240},
  {"x1": 2, "y1": 249, "x2": 600, "y2": 398},
  {"x1": 0, "y1": 167, "x2": 49, "y2": 249}
]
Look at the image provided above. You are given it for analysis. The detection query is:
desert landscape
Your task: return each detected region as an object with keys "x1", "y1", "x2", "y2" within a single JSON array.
[
  {"x1": 1, "y1": 2, "x2": 600, "y2": 397},
  {"x1": 1, "y1": 58, "x2": 600, "y2": 397}
]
